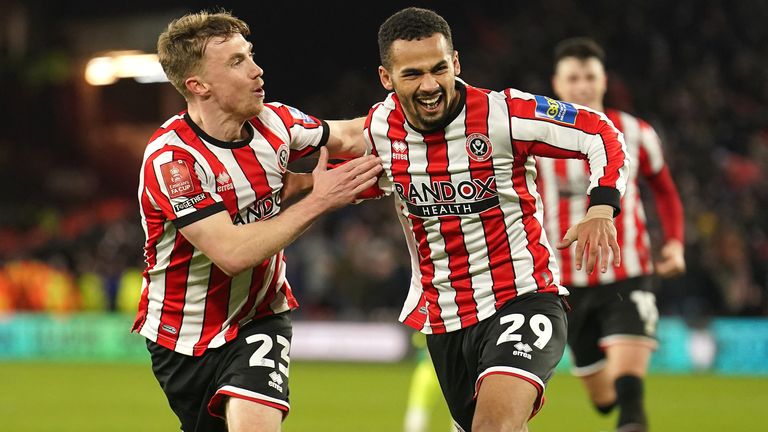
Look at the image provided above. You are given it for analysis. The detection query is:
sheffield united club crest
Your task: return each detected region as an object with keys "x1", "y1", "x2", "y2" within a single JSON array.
[
  {"x1": 465, "y1": 133, "x2": 493, "y2": 162},
  {"x1": 277, "y1": 144, "x2": 289, "y2": 173}
]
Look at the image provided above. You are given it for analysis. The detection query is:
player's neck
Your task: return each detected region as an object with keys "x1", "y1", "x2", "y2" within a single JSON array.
[{"x1": 187, "y1": 103, "x2": 248, "y2": 142}]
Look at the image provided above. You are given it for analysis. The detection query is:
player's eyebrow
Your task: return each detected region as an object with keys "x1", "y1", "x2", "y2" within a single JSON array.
[
  {"x1": 228, "y1": 42, "x2": 254, "y2": 62},
  {"x1": 400, "y1": 60, "x2": 448, "y2": 76}
]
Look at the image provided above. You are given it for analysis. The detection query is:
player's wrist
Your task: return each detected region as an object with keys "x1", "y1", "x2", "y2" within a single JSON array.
[
  {"x1": 299, "y1": 191, "x2": 333, "y2": 216},
  {"x1": 583, "y1": 204, "x2": 614, "y2": 221}
]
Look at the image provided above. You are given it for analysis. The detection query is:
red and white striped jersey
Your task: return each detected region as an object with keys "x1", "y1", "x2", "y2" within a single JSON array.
[
  {"x1": 537, "y1": 109, "x2": 683, "y2": 287},
  {"x1": 132, "y1": 103, "x2": 328, "y2": 356},
  {"x1": 365, "y1": 81, "x2": 629, "y2": 334}
]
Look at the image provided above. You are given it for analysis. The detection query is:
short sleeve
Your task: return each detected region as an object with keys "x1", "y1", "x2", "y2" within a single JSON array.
[
  {"x1": 142, "y1": 147, "x2": 225, "y2": 228},
  {"x1": 638, "y1": 120, "x2": 666, "y2": 177},
  {"x1": 264, "y1": 103, "x2": 329, "y2": 162}
]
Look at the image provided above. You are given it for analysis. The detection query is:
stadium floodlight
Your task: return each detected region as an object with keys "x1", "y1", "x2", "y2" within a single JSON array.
[{"x1": 85, "y1": 50, "x2": 168, "y2": 85}]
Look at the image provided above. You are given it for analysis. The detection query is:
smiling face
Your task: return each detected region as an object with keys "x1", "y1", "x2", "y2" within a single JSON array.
[
  {"x1": 187, "y1": 33, "x2": 265, "y2": 119},
  {"x1": 378, "y1": 33, "x2": 461, "y2": 131},
  {"x1": 552, "y1": 56, "x2": 607, "y2": 110}
]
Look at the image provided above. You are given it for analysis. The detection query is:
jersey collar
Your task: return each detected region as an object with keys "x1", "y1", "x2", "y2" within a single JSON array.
[{"x1": 184, "y1": 113, "x2": 255, "y2": 149}]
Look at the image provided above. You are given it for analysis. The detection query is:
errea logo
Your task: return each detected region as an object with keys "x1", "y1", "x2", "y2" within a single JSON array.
[
  {"x1": 513, "y1": 342, "x2": 532, "y2": 360},
  {"x1": 392, "y1": 140, "x2": 407, "y2": 160},
  {"x1": 514, "y1": 342, "x2": 532, "y2": 353},
  {"x1": 216, "y1": 171, "x2": 234, "y2": 192},
  {"x1": 268, "y1": 371, "x2": 284, "y2": 392}
]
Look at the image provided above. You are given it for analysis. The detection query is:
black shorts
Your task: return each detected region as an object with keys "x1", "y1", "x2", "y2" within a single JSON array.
[
  {"x1": 567, "y1": 277, "x2": 659, "y2": 376},
  {"x1": 427, "y1": 293, "x2": 567, "y2": 431},
  {"x1": 147, "y1": 312, "x2": 292, "y2": 432}
]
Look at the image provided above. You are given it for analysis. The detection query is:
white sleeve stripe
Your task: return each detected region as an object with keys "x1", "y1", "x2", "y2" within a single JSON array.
[
  {"x1": 510, "y1": 117, "x2": 603, "y2": 151},
  {"x1": 640, "y1": 125, "x2": 665, "y2": 174}
]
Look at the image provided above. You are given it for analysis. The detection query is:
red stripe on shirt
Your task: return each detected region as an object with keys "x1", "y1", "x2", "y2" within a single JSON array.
[
  {"x1": 192, "y1": 265, "x2": 232, "y2": 355},
  {"x1": 252, "y1": 252, "x2": 287, "y2": 319},
  {"x1": 226, "y1": 131, "x2": 285, "y2": 327},
  {"x1": 157, "y1": 230, "x2": 194, "y2": 350},
  {"x1": 134, "y1": 158, "x2": 170, "y2": 332},
  {"x1": 465, "y1": 86, "x2": 516, "y2": 308},
  {"x1": 511, "y1": 157, "x2": 556, "y2": 292},
  {"x1": 423, "y1": 129, "x2": 478, "y2": 327},
  {"x1": 387, "y1": 99, "x2": 445, "y2": 333},
  {"x1": 513, "y1": 140, "x2": 586, "y2": 159},
  {"x1": 252, "y1": 117, "x2": 286, "y2": 153},
  {"x1": 554, "y1": 160, "x2": 573, "y2": 286}
]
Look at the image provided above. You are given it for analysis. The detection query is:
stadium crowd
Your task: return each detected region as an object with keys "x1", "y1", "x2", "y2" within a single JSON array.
[{"x1": 0, "y1": 0, "x2": 765, "y2": 319}]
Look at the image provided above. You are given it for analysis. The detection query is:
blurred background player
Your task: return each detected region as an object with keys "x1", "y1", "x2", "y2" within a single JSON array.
[
  {"x1": 537, "y1": 37, "x2": 686, "y2": 432},
  {"x1": 403, "y1": 333, "x2": 449, "y2": 432}
]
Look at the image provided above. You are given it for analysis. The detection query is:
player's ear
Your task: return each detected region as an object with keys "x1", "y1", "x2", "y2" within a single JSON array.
[
  {"x1": 185, "y1": 76, "x2": 209, "y2": 97},
  {"x1": 378, "y1": 66, "x2": 394, "y2": 91},
  {"x1": 453, "y1": 50, "x2": 461, "y2": 76}
]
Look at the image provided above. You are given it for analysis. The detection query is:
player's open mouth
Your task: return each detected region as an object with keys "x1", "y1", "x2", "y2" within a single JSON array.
[
  {"x1": 253, "y1": 87, "x2": 265, "y2": 98},
  {"x1": 416, "y1": 93, "x2": 443, "y2": 113}
]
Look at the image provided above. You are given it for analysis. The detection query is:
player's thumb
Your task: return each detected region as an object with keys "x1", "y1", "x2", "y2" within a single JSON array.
[
  {"x1": 313, "y1": 147, "x2": 329, "y2": 174},
  {"x1": 557, "y1": 225, "x2": 578, "y2": 249}
]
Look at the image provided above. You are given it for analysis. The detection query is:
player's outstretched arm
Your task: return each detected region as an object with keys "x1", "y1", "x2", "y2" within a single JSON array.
[
  {"x1": 557, "y1": 204, "x2": 621, "y2": 274},
  {"x1": 280, "y1": 171, "x2": 313, "y2": 202},
  {"x1": 325, "y1": 117, "x2": 368, "y2": 159},
  {"x1": 180, "y1": 148, "x2": 381, "y2": 276}
]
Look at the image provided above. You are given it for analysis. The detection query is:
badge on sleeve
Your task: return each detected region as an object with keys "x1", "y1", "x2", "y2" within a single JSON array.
[
  {"x1": 286, "y1": 105, "x2": 317, "y2": 125},
  {"x1": 534, "y1": 95, "x2": 578, "y2": 125},
  {"x1": 160, "y1": 160, "x2": 197, "y2": 198}
]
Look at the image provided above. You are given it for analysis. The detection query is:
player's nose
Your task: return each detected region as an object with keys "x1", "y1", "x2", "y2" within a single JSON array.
[
  {"x1": 419, "y1": 74, "x2": 440, "y2": 93},
  {"x1": 249, "y1": 62, "x2": 263, "y2": 80}
]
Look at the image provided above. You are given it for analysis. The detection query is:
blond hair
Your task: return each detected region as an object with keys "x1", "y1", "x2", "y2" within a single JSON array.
[{"x1": 157, "y1": 10, "x2": 250, "y2": 98}]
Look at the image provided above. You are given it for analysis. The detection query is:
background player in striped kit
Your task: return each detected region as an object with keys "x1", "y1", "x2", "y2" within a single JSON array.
[
  {"x1": 537, "y1": 38, "x2": 686, "y2": 432},
  {"x1": 133, "y1": 10, "x2": 380, "y2": 432},
  {"x1": 366, "y1": 8, "x2": 629, "y2": 432}
]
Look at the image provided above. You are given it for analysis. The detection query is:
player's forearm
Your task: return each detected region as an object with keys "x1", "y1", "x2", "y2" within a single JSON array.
[
  {"x1": 220, "y1": 195, "x2": 328, "y2": 275},
  {"x1": 184, "y1": 196, "x2": 329, "y2": 277},
  {"x1": 648, "y1": 165, "x2": 684, "y2": 242},
  {"x1": 325, "y1": 117, "x2": 367, "y2": 159}
]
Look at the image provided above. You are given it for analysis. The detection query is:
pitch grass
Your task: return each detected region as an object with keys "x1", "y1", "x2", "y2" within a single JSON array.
[{"x1": 0, "y1": 361, "x2": 765, "y2": 432}]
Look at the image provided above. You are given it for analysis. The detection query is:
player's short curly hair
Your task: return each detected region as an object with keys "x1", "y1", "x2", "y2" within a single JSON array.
[
  {"x1": 377, "y1": 7, "x2": 453, "y2": 69},
  {"x1": 553, "y1": 37, "x2": 606, "y2": 66},
  {"x1": 157, "y1": 10, "x2": 250, "y2": 98}
]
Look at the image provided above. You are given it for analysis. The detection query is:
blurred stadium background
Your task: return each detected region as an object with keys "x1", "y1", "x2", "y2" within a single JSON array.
[{"x1": 1, "y1": 0, "x2": 767, "y2": 431}]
